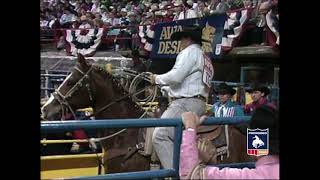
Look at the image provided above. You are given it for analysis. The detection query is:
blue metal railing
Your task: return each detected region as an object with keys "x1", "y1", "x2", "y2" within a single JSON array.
[{"x1": 41, "y1": 116, "x2": 251, "y2": 180}]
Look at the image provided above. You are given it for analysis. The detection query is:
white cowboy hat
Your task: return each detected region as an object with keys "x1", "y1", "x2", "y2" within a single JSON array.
[
  {"x1": 173, "y1": 0, "x2": 183, "y2": 6},
  {"x1": 150, "y1": 3, "x2": 159, "y2": 11},
  {"x1": 100, "y1": 5, "x2": 107, "y2": 9},
  {"x1": 159, "y1": 1, "x2": 169, "y2": 9},
  {"x1": 127, "y1": 11, "x2": 136, "y2": 17},
  {"x1": 162, "y1": 10, "x2": 168, "y2": 16},
  {"x1": 186, "y1": 0, "x2": 194, "y2": 7},
  {"x1": 121, "y1": 8, "x2": 128, "y2": 13},
  {"x1": 154, "y1": 11, "x2": 163, "y2": 16},
  {"x1": 142, "y1": 0, "x2": 151, "y2": 7}
]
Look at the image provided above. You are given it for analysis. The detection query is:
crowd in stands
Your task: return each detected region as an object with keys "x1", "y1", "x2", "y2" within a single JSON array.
[{"x1": 40, "y1": 0, "x2": 279, "y2": 50}]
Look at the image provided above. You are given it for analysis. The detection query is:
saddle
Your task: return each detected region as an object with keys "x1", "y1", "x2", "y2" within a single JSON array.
[
  {"x1": 196, "y1": 125, "x2": 228, "y2": 164},
  {"x1": 197, "y1": 125, "x2": 227, "y2": 148},
  {"x1": 197, "y1": 125, "x2": 221, "y2": 140}
]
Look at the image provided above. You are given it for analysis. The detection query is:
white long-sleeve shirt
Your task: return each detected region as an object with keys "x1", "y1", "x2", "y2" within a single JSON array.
[
  {"x1": 155, "y1": 44, "x2": 213, "y2": 98},
  {"x1": 178, "y1": 9, "x2": 198, "y2": 20}
]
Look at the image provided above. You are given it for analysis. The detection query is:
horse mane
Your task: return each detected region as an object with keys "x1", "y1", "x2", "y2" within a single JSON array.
[{"x1": 91, "y1": 64, "x2": 146, "y2": 116}]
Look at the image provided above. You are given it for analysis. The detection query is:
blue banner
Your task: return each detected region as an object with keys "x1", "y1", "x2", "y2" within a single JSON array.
[{"x1": 150, "y1": 14, "x2": 227, "y2": 60}]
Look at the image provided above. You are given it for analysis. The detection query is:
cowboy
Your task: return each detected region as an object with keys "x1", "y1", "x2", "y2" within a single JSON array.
[
  {"x1": 149, "y1": 25, "x2": 214, "y2": 169},
  {"x1": 244, "y1": 83, "x2": 277, "y2": 115},
  {"x1": 180, "y1": 105, "x2": 279, "y2": 179},
  {"x1": 212, "y1": 83, "x2": 244, "y2": 117}
]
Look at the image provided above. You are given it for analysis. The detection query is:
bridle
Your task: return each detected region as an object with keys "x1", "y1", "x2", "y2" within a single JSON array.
[
  {"x1": 52, "y1": 65, "x2": 95, "y2": 120},
  {"x1": 52, "y1": 64, "x2": 151, "y2": 121}
]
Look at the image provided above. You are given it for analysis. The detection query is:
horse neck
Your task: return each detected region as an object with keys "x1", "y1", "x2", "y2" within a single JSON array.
[
  {"x1": 93, "y1": 72, "x2": 144, "y2": 119},
  {"x1": 91, "y1": 72, "x2": 145, "y2": 151}
]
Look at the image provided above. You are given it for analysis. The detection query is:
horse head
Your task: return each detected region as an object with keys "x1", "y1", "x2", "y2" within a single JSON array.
[{"x1": 41, "y1": 53, "x2": 115, "y2": 120}]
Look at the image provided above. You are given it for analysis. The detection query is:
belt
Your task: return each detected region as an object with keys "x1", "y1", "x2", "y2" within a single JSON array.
[{"x1": 170, "y1": 95, "x2": 207, "y2": 102}]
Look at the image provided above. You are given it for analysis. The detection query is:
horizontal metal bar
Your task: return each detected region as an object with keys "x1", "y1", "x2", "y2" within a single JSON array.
[
  {"x1": 41, "y1": 74, "x2": 68, "y2": 77},
  {"x1": 41, "y1": 153, "x2": 103, "y2": 160},
  {"x1": 41, "y1": 55, "x2": 132, "y2": 61},
  {"x1": 41, "y1": 88, "x2": 55, "y2": 91},
  {"x1": 41, "y1": 116, "x2": 251, "y2": 132},
  {"x1": 214, "y1": 162, "x2": 256, "y2": 169},
  {"x1": 42, "y1": 70, "x2": 70, "y2": 74},
  {"x1": 212, "y1": 80, "x2": 245, "y2": 86},
  {"x1": 41, "y1": 119, "x2": 180, "y2": 132},
  {"x1": 241, "y1": 66, "x2": 266, "y2": 70},
  {"x1": 69, "y1": 169, "x2": 176, "y2": 180},
  {"x1": 41, "y1": 139, "x2": 89, "y2": 144}
]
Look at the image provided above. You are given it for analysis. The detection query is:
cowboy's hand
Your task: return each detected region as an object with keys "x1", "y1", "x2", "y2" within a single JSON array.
[
  {"x1": 149, "y1": 74, "x2": 156, "y2": 84},
  {"x1": 181, "y1": 112, "x2": 207, "y2": 129}
]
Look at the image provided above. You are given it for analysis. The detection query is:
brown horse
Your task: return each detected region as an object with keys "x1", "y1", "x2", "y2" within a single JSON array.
[{"x1": 41, "y1": 54, "x2": 253, "y2": 174}]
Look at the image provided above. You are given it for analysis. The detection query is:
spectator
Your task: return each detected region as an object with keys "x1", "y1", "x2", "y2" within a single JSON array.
[
  {"x1": 101, "y1": 8, "x2": 110, "y2": 23},
  {"x1": 179, "y1": 106, "x2": 279, "y2": 179},
  {"x1": 243, "y1": 0, "x2": 253, "y2": 8},
  {"x1": 116, "y1": 9, "x2": 132, "y2": 50},
  {"x1": 212, "y1": 83, "x2": 244, "y2": 117},
  {"x1": 154, "y1": 11, "x2": 164, "y2": 23},
  {"x1": 79, "y1": 15, "x2": 92, "y2": 28},
  {"x1": 227, "y1": 0, "x2": 244, "y2": 10},
  {"x1": 94, "y1": 12, "x2": 102, "y2": 20},
  {"x1": 163, "y1": 8, "x2": 174, "y2": 22},
  {"x1": 40, "y1": 16, "x2": 49, "y2": 29},
  {"x1": 128, "y1": 11, "x2": 140, "y2": 49},
  {"x1": 85, "y1": 11, "x2": 95, "y2": 21},
  {"x1": 208, "y1": 0, "x2": 229, "y2": 15},
  {"x1": 178, "y1": 0, "x2": 198, "y2": 20},
  {"x1": 244, "y1": 83, "x2": 277, "y2": 115},
  {"x1": 105, "y1": 11, "x2": 120, "y2": 26},
  {"x1": 141, "y1": 11, "x2": 154, "y2": 25},
  {"x1": 197, "y1": 0, "x2": 210, "y2": 17},
  {"x1": 173, "y1": 0, "x2": 183, "y2": 20},
  {"x1": 134, "y1": 8, "x2": 143, "y2": 22},
  {"x1": 91, "y1": 0, "x2": 101, "y2": 13},
  {"x1": 94, "y1": 18, "x2": 104, "y2": 28},
  {"x1": 79, "y1": 0, "x2": 91, "y2": 11},
  {"x1": 119, "y1": 8, "x2": 130, "y2": 26},
  {"x1": 60, "y1": 9, "x2": 76, "y2": 28},
  {"x1": 78, "y1": 8, "x2": 87, "y2": 17}
]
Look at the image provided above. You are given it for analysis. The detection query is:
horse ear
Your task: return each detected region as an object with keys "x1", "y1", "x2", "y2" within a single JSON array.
[{"x1": 77, "y1": 53, "x2": 89, "y2": 67}]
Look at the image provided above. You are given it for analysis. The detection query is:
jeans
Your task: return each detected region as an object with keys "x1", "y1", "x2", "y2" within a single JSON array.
[{"x1": 152, "y1": 98, "x2": 206, "y2": 169}]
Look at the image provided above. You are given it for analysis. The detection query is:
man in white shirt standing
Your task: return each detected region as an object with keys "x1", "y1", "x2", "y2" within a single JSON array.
[
  {"x1": 149, "y1": 25, "x2": 214, "y2": 169},
  {"x1": 178, "y1": 0, "x2": 198, "y2": 20}
]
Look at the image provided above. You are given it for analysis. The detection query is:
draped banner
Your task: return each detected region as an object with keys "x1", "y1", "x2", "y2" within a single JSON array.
[
  {"x1": 65, "y1": 28, "x2": 104, "y2": 57},
  {"x1": 150, "y1": 14, "x2": 227, "y2": 59}
]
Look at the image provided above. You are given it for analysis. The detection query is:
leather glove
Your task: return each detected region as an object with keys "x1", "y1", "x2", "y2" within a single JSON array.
[{"x1": 149, "y1": 74, "x2": 156, "y2": 84}]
